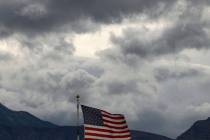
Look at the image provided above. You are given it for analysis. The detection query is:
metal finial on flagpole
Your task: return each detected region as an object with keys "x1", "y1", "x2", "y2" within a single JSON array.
[{"x1": 76, "y1": 95, "x2": 80, "y2": 140}]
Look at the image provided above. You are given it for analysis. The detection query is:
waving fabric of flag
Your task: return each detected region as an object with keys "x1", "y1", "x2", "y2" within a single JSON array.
[{"x1": 81, "y1": 105, "x2": 132, "y2": 140}]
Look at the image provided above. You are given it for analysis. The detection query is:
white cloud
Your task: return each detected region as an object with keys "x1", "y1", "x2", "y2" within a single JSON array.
[{"x1": 73, "y1": 17, "x2": 172, "y2": 58}]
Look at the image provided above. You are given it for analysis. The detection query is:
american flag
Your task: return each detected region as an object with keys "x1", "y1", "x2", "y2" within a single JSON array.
[{"x1": 81, "y1": 105, "x2": 132, "y2": 140}]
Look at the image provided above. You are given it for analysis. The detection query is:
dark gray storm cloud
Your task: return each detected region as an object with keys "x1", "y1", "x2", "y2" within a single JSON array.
[
  {"x1": 0, "y1": 0, "x2": 175, "y2": 35},
  {"x1": 111, "y1": 22, "x2": 210, "y2": 58},
  {"x1": 107, "y1": 0, "x2": 210, "y2": 59},
  {"x1": 47, "y1": 0, "x2": 174, "y2": 22}
]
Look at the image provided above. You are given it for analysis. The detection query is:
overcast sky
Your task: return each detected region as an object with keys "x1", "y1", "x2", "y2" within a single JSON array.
[{"x1": 0, "y1": 0, "x2": 210, "y2": 138}]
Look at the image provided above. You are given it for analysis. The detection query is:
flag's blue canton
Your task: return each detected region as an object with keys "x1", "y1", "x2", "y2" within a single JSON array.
[{"x1": 81, "y1": 105, "x2": 103, "y2": 126}]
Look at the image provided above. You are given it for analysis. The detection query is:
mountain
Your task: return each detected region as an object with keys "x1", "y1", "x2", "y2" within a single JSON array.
[
  {"x1": 177, "y1": 117, "x2": 210, "y2": 140},
  {"x1": 0, "y1": 103, "x2": 173, "y2": 140},
  {"x1": 0, "y1": 103, "x2": 80, "y2": 140},
  {"x1": 0, "y1": 126, "x2": 79, "y2": 140},
  {"x1": 0, "y1": 103, "x2": 56, "y2": 128},
  {"x1": 131, "y1": 130, "x2": 173, "y2": 140}
]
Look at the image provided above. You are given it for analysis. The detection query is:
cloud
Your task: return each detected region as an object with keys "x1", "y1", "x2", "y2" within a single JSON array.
[
  {"x1": 60, "y1": 70, "x2": 96, "y2": 101},
  {"x1": 0, "y1": 44, "x2": 100, "y2": 125},
  {"x1": 0, "y1": 51, "x2": 13, "y2": 61},
  {"x1": 106, "y1": 0, "x2": 210, "y2": 60},
  {"x1": 47, "y1": 0, "x2": 174, "y2": 22},
  {"x1": 154, "y1": 65, "x2": 204, "y2": 82},
  {"x1": 111, "y1": 22, "x2": 209, "y2": 59},
  {"x1": 0, "y1": 0, "x2": 175, "y2": 36},
  {"x1": 18, "y1": 3, "x2": 47, "y2": 19}
]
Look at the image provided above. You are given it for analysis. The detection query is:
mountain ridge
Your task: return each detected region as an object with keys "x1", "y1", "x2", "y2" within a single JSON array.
[
  {"x1": 177, "y1": 117, "x2": 210, "y2": 140},
  {"x1": 0, "y1": 103, "x2": 56, "y2": 128},
  {"x1": 0, "y1": 103, "x2": 174, "y2": 140},
  {"x1": 2, "y1": 103, "x2": 210, "y2": 140}
]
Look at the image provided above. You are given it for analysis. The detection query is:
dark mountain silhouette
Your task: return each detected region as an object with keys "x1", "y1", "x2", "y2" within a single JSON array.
[
  {"x1": 177, "y1": 117, "x2": 210, "y2": 140},
  {"x1": 0, "y1": 103, "x2": 173, "y2": 140},
  {"x1": 131, "y1": 130, "x2": 173, "y2": 140},
  {"x1": 0, "y1": 103, "x2": 56, "y2": 128}
]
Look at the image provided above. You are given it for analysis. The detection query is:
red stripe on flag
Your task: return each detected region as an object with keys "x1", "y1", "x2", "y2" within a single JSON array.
[
  {"x1": 103, "y1": 119, "x2": 126, "y2": 124},
  {"x1": 104, "y1": 124, "x2": 128, "y2": 129},
  {"x1": 85, "y1": 126, "x2": 130, "y2": 134},
  {"x1": 102, "y1": 114, "x2": 124, "y2": 120}
]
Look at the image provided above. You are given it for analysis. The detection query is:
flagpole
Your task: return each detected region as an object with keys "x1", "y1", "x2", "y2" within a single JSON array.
[{"x1": 76, "y1": 95, "x2": 80, "y2": 140}]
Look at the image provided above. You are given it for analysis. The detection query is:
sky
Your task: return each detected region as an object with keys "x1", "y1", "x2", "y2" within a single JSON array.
[{"x1": 0, "y1": 0, "x2": 210, "y2": 138}]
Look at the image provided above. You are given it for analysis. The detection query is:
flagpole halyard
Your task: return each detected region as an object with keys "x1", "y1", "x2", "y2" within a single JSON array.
[{"x1": 76, "y1": 94, "x2": 80, "y2": 140}]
